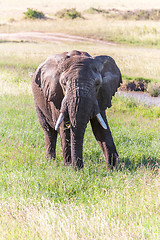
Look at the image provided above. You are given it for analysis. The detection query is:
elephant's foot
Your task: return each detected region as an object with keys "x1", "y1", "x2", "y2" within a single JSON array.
[
  {"x1": 46, "y1": 151, "x2": 56, "y2": 160},
  {"x1": 108, "y1": 152, "x2": 119, "y2": 169},
  {"x1": 72, "y1": 157, "x2": 84, "y2": 170},
  {"x1": 46, "y1": 144, "x2": 56, "y2": 160},
  {"x1": 63, "y1": 157, "x2": 72, "y2": 166}
]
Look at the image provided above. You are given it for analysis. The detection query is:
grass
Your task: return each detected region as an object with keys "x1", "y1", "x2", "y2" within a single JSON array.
[
  {"x1": 1, "y1": 15, "x2": 160, "y2": 49},
  {"x1": 0, "y1": 1, "x2": 160, "y2": 238},
  {"x1": 1, "y1": 0, "x2": 160, "y2": 21},
  {"x1": 1, "y1": 1, "x2": 160, "y2": 50},
  {"x1": 0, "y1": 63, "x2": 160, "y2": 239},
  {"x1": 95, "y1": 8, "x2": 160, "y2": 21},
  {"x1": 0, "y1": 40, "x2": 160, "y2": 82},
  {"x1": 1, "y1": 170, "x2": 160, "y2": 239},
  {"x1": 0, "y1": 93, "x2": 160, "y2": 238}
]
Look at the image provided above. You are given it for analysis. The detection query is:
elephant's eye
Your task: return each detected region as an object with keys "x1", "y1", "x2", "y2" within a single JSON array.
[
  {"x1": 92, "y1": 66, "x2": 98, "y2": 73},
  {"x1": 94, "y1": 80, "x2": 100, "y2": 87}
]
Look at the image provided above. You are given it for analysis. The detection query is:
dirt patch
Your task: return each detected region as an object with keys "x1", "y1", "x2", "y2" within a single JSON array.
[
  {"x1": 117, "y1": 91, "x2": 160, "y2": 106},
  {"x1": 0, "y1": 32, "x2": 116, "y2": 45}
]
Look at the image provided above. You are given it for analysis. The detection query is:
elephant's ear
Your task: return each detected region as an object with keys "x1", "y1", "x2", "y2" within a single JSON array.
[
  {"x1": 94, "y1": 55, "x2": 122, "y2": 110},
  {"x1": 34, "y1": 53, "x2": 68, "y2": 109}
]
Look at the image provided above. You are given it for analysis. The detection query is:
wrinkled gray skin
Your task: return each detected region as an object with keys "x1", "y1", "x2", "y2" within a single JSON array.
[{"x1": 32, "y1": 50, "x2": 122, "y2": 169}]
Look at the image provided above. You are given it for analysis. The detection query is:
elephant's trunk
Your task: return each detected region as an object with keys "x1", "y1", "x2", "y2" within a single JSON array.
[
  {"x1": 68, "y1": 96, "x2": 90, "y2": 169},
  {"x1": 70, "y1": 124, "x2": 85, "y2": 169},
  {"x1": 55, "y1": 92, "x2": 107, "y2": 169}
]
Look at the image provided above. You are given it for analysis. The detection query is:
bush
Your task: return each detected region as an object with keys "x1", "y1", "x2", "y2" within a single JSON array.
[
  {"x1": 85, "y1": 8, "x2": 107, "y2": 14},
  {"x1": 24, "y1": 8, "x2": 46, "y2": 19},
  {"x1": 55, "y1": 8, "x2": 82, "y2": 19},
  {"x1": 147, "y1": 83, "x2": 160, "y2": 97},
  {"x1": 125, "y1": 80, "x2": 147, "y2": 92}
]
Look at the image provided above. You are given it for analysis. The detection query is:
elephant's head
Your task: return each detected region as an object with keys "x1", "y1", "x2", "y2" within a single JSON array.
[
  {"x1": 55, "y1": 51, "x2": 121, "y2": 123},
  {"x1": 34, "y1": 50, "x2": 122, "y2": 169}
]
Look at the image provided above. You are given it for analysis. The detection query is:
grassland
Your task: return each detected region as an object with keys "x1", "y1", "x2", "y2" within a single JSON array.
[
  {"x1": 1, "y1": 0, "x2": 160, "y2": 21},
  {"x1": 0, "y1": 63, "x2": 160, "y2": 239},
  {"x1": 0, "y1": 40, "x2": 160, "y2": 82},
  {"x1": 1, "y1": 13, "x2": 160, "y2": 49},
  {"x1": 0, "y1": 1, "x2": 160, "y2": 239}
]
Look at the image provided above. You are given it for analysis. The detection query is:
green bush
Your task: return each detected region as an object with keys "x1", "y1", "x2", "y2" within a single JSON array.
[
  {"x1": 55, "y1": 8, "x2": 82, "y2": 19},
  {"x1": 147, "y1": 83, "x2": 160, "y2": 97},
  {"x1": 24, "y1": 8, "x2": 46, "y2": 19}
]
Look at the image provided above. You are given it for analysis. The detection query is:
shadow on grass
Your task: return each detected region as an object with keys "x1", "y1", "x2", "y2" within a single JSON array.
[
  {"x1": 84, "y1": 150, "x2": 160, "y2": 173},
  {"x1": 118, "y1": 156, "x2": 160, "y2": 172}
]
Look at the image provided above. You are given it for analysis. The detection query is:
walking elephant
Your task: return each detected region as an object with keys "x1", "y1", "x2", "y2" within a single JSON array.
[{"x1": 32, "y1": 50, "x2": 122, "y2": 169}]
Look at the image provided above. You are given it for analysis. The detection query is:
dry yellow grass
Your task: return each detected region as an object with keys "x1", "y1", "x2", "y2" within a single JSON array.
[
  {"x1": 0, "y1": 40, "x2": 160, "y2": 81},
  {"x1": 0, "y1": 78, "x2": 32, "y2": 96},
  {"x1": 1, "y1": 0, "x2": 160, "y2": 21}
]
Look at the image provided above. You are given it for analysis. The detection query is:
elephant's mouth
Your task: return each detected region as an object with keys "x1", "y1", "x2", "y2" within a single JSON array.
[
  {"x1": 54, "y1": 91, "x2": 108, "y2": 131},
  {"x1": 55, "y1": 112, "x2": 107, "y2": 131}
]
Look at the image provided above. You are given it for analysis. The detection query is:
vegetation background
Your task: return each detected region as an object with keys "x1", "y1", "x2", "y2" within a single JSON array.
[
  {"x1": 0, "y1": 0, "x2": 160, "y2": 239},
  {"x1": 1, "y1": 0, "x2": 160, "y2": 19}
]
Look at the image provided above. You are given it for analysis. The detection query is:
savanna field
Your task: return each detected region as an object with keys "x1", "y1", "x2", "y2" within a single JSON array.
[{"x1": 0, "y1": 0, "x2": 160, "y2": 239}]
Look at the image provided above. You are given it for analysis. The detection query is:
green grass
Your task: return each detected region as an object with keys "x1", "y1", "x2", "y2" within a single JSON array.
[
  {"x1": 0, "y1": 65, "x2": 160, "y2": 238},
  {"x1": 0, "y1": 7, "x2": 160, "y2": 236}
]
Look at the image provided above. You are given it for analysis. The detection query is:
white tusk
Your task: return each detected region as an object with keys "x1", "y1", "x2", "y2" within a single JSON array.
[
  {"x1": 96, "y1": 113, "x2": 107, "y2": 129},
  {"x1": 55, "y1": 113, "x2": 64, "y2": 131}
]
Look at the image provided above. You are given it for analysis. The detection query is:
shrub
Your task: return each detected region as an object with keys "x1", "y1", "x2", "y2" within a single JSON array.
[
  {"x1": 147, "y1": 83, "x2": 160, "y2": 97},
  {"x1": 24, "y1": 8, "x2": 46, "y2": 19},
  {"x1": 125, "y1": 80, "x2": 147, "y2": 92},
  {"x1": 103, "y1": 9, "x2": 160, "y2": 21},
  {"x1": 55, "y1": 8, "x2": 82, "y2": 19},
  {"x1": 85, "y1": 8, "x2": 107, "y2": 14},
  {"x1": 8, "y1": 18, "x2": 15, "y2": 23}
]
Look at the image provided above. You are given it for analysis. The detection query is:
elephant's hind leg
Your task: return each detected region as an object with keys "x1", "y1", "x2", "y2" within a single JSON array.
[{"x1": 36, "y1": 104, "x2": 57, "y2": 159}]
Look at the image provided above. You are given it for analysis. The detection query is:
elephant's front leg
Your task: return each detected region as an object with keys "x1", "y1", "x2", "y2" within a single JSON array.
[
  {"x1": 35, "y1": 104, "x2": 57, "y2": 159},
  {"x1": 59, "y1": 121, "x2": 71, "y2": 165},
  {"x1": 44, "y1": 128, "x2": 58, "y2": 159},
  {"x1": 90, "y1": 111, "x2": 119, "y2": 168}
]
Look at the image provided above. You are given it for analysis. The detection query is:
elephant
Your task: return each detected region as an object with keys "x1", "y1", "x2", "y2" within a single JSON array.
[{"x1": 32, "y1": 50, "x2": 122, "y2": 169}]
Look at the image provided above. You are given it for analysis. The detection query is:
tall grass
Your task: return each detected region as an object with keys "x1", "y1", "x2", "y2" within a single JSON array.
[
  {"x1": 1, "y1": 15, "x2": 160, "y2": 49},
  {"x1": 1, "y1": 0, "x2": 160, "y2": 21},
  {"x1": 0, "y1": 14, "x2": 160, "y2": 237},
  {"x1": 0, "y1": 41, "x2": 160, "y2": 82},
  {"x1": 0, "y1": 63, "x2": 160, "y2": 238},
  {"x1": 1, "y1": 170, "x2": 160, "y2": 239},
  {"x1": 0, "y1": 92, "x2": 160, "y2": 238}
]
